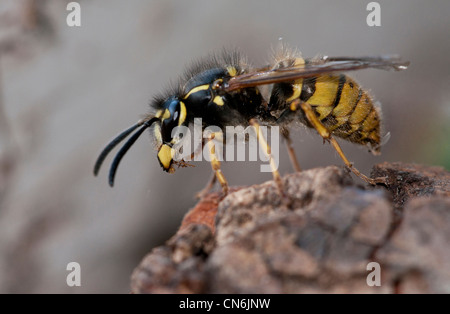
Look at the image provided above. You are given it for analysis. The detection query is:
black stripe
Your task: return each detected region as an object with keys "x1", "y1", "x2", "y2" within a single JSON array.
[
  {"x1": 364, "y1": 111, "x2": 380, "y2": 134},
  {"x1": 334, "y1": 122, "x2": 353, "y2": 138},
  {"x1": 321, "y1": 114, "x2": 337, "y2": 128},
  {"x1": 347, "y1": 88, "x2": 363, "y2": 119},
  {"x1": 361, "y1": 107, "x2": 374, "y2": 126},
  {"x1": 319, "y1": 75, "x2": 346, "y2": 123},
  {"x1": 331, "y1": 74, "x2": 346, "y2": 109},
  {"x1": 335, "y1": 87, "x2": 364, "y2": 138},
  {"x1": 342, "y1": 124, "x2": 358, "y2": 138},
  {"x1": 339, "y1": 90, "x2": 363, "y2": 137},
  {"x1": 300, "y1": 77, "x2": 316, "y2": 102},
  {"x1": 348, "y1": 130, "x2": 363, "y2": 143},
  {"x1": 354, "y1": 107, "x2": 375, "y2": 135}
]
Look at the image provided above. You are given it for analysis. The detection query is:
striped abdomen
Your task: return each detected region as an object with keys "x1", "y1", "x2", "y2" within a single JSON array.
[{"x1": 275, "y1": 73, "x2": 381, "y2": 153}]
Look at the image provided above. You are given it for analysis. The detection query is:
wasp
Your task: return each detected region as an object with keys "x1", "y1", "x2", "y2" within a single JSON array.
[{"x1": 94, "y1": 49, "x2": 408, "y2": 197}]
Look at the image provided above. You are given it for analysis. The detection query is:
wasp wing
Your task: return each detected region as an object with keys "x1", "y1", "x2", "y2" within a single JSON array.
[{"x1": 225, "y1": 56, "x2": 409, "y2": 91}]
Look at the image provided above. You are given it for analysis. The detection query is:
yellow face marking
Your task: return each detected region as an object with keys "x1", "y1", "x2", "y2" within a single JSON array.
[
  {"x1": 183, "y1": 84, "x2": 209, "y2": 99},
  {"x1": 227, "y1": 66, "x2": 237, "y2": 77},
  {"x1": 155, "y1": 110, "x2": 163, "y2": 118},
  {"x1": 213, "y1": 95, "x2": 224, "y2": 106},
  {"x1": 179, "y1": 101, "x2": 187, "y2": 125},
  {"x1": 153, "y1": 123, "x2": 162, "y2": 146},
  {"x1": 161, "y1": 109, "x2": 170, "y2": 121},
  {"x1": 157, "y1": 144, "x2": 175, "y2": 170}
]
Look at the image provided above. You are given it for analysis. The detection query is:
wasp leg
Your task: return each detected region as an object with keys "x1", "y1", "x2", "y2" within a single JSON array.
[
  {"x1": 195, "y1": 172, "x2": 217, "y2": 199},
  {"x1": 249, "y1": 119, "x2": 285, "y2": 196},
  {"x1": 281, "y1": 128, "x2": 302, "y2": 172},
  {"x1": 293, "y1": 100, "x2": 385, "y2": 185},
  {"x1": 206, "y1": 132, "x2": 229, "y2": 197},
  {"x1": 193, "y1": 139, "x2": 217, "y2": 199}
]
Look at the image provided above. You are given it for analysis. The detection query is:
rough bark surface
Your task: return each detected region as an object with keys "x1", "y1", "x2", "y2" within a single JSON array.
[{"x1": 130, "y1": 162, "x2": 450, "y2": 294}]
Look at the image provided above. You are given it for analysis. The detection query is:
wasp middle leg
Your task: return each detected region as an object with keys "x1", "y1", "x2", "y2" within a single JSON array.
[
  {"x1": 281, "y1": 128, "x2": 302, "y2": 172},
  {"x1": 196, "y1": 172, "x2": 217, "y2": 199},
  {"x1": 249, "y1": 118, "x2": 286, "y2": 196}
]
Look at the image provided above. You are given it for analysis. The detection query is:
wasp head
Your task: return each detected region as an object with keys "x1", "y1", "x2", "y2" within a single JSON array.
[{"x1": 153, "y1": 96, "x2": 188, "y2": 173}]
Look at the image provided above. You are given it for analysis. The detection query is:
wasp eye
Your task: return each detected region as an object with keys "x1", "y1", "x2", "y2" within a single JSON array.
[
  {"x1": 160, "y1": 98, "x2": 181, "y2": 143},
  {"x1": 172, "y1": 110, "x2": 179, "y2": 121}
]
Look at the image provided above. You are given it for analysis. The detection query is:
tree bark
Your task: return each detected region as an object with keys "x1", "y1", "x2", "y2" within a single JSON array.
[{"x1": 131, "y1": 162, "x2": 450, "y2": 294}]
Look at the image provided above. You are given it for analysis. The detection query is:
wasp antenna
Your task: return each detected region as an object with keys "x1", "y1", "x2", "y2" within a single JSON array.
[
  {"x1": 93, "y1": 122, "x2": 144, "y2": 176},
  {"x1": 108, "y1": 118, "x2": 158, "y2": 187}
]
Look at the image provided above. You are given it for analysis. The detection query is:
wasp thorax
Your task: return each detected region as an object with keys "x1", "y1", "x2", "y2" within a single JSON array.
[{"x1": 183, "y1": 85, "x2": 212, "y2": 107}]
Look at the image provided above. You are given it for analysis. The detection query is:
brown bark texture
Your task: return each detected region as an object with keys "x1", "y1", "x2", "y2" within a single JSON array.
[{"x1": 130, "y1": 162, "x2": 450, "y2": 294}]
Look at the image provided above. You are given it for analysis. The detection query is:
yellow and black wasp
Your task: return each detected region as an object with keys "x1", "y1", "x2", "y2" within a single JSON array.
[{"x1": 94, "y1": 49, "x2": 409, "y2": 196}]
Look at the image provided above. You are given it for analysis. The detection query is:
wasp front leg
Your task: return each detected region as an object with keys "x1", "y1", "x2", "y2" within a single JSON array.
[
  {"x1": 189, "y1": 139, "x2": 217, "y2": 199},
  {"x1": 206, "y1": 132, "x2": 229, "y2": 197},
  {"x1": 290, "y1": 99, "x2": 385, "y2": 185},
  {"x1": 196, "y1": 172, "x2": 217, "y2": 199}
]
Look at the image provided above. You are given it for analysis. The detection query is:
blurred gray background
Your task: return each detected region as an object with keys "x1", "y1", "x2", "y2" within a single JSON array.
[{"x1": 0, "y1": 0, "x2": 448, "y2": 293}]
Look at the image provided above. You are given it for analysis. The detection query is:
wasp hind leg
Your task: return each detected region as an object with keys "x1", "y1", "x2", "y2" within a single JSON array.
[{"x1": 290, "y1": 99, "x2": 385, "y2": 185}]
